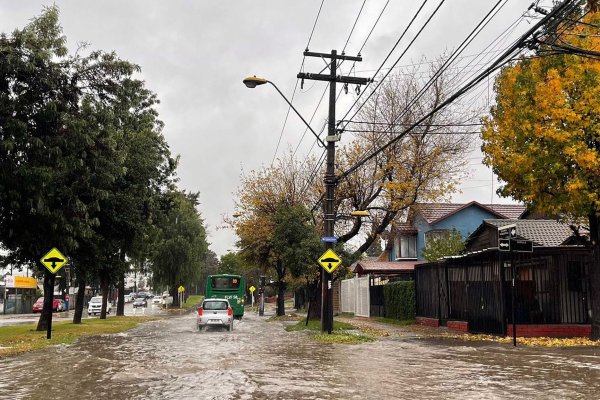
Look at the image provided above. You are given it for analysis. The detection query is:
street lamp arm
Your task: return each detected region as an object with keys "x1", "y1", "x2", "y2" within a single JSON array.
[
  {"x1": 243, "y1": 76, "x2": 326, "y2": 148},
  {"x1": 266, "y1": 81, "x2": 326, "y2": 148}
]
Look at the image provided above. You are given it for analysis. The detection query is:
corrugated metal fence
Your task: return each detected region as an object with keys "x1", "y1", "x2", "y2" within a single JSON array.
[{"x1": 416, "y1": 247, "x2": 592, "y2": 334}]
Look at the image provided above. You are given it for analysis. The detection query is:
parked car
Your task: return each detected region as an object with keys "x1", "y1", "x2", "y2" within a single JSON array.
[
  {"x1": 132, "y1": 297, "x2": 147, "y2": 308},
  {"x1": 151, "y1": 296, "x2": 162, "y2": 306},
  {"x1": 197, "y1": 298, "x2": 233, "y2": 332},
  {"x1": 32, "y1": 297, "x2": 64, "y2": 313},
  {"x1": 87, "y1": 296, "x2": 112, "y2": 315}
]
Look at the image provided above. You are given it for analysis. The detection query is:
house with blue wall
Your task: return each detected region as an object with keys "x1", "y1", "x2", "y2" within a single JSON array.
[{"x1": 389, "y1": 202, "x2": 526, "y2": 261}]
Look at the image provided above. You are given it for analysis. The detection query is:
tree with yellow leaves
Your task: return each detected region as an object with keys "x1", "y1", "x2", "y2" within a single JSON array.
[{"x1": 481, "y1": 8, "x2": 600, "y2": 339}]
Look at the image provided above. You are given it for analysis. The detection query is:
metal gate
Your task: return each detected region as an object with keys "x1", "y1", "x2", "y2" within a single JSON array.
[{"x1": 340, "y1": 275, "x2": 370, "y2": 317}]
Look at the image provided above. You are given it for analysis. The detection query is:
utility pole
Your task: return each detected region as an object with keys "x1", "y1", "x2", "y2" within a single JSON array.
[{"x1": 298, "y1": 50, "x2": 369, "y2": 333}]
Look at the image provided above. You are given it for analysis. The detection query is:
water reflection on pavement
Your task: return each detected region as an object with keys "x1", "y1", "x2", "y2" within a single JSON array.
[{"x1": 0, "y1": 309, "x2": 599, "y2": 399}]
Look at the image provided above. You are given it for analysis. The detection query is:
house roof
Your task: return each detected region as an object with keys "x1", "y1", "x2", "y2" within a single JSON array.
[
  {"x1": 476, "y1": 219, "x2": 576, "y2": 247},
  {"x1": 414, "y1": 202, "x2": 526, "y2": 224},
  {"x1": 395, "y1": 222, "x2": 418, "y2": 235},
  {"x1": 351, "y1": 260, "x2": 426, "y2": 275}
]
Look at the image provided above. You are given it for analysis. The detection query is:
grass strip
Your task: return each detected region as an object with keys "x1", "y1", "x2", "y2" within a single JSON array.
[
  {"x1": 285, "y1": 319, "x2": 374, "y2": 344},
  {"x1": 181, "y1": 295, "x2": 203, "y2": 310},
  {"x1": 0, "y1": 316, "x2": 158, "y2": 358},
  {"x1": 285, "y1": 319, "x2": 355, "y2": 332}
]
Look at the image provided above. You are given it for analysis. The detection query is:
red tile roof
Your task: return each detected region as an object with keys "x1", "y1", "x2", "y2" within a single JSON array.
[{"x1": 414, "y1": 202, "x2": 526, "y2": 224}]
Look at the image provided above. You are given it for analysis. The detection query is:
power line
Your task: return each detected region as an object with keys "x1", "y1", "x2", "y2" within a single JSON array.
[
  {"x1": 358, "y1": 0, "x2": 391, "y2": 55},
  {"x1": 337, "y1": 0, "x2": 435, "y2": 130},
  {"x1": 336, "y1": 0, "x2": 577, "y2": 183},
  {"x1": 342, "y1": 0, "x2": 367, "y2": 54},
  {"x1": 338, "y1": 0, "x2": 508, "y2": 172},
  {"x1": 271, "y1": 0, "x2": 327, "y2": 165}
]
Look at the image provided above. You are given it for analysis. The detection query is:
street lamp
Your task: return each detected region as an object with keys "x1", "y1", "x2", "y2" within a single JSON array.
[
  {"x1": 243, "y1": 74, "x2": 354, "y2": 334},
  {"x1": 242, "y1": 76, "x2": 325, "y2": 147}
]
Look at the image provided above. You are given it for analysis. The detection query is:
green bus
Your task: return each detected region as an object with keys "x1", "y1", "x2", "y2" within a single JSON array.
[{"x1": 205, "y1": 274, "x2": 245, "y2": 318}]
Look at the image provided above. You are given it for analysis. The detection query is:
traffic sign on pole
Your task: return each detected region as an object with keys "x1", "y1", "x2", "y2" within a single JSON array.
[
  {"x1": 499, "y1": 238, "x2": 511, "y2": 252},
  {"x1": 318, "y1": 249, "x2": 342, "y2": 274},
  {"x1": 40, "y1": 248, "x2": 68, "y2": 274}
]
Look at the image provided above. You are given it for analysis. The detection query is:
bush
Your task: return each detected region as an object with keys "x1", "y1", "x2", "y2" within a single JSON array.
[{"x1": 383, "y1": 281, "x2": 415, "y2": 320}]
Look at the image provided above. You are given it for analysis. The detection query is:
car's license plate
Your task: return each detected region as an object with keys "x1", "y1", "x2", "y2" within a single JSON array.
[{"x1": 208, "y1": 319, "x2": 221, "y2": 324}]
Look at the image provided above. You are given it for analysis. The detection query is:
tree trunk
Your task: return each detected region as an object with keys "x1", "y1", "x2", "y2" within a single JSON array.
[
  {"x1": 73, "y1": 276, "x2": 86, "y2": 324},
  {"x1": 100, "y1": 271, "x2": 109, "y2": 319},
  {"x1": 589, "y1": 210, "x2": 600, "y2": 340},
  {"x1": 275, "y1": 259, "x2": 286, "y2": 316},
  {"x1": 307, "y1": 275, "x2": 321, "y2": 320},
  {"x1": 117, "y1": 273, "x2": 125, "y2": 316},
  {"x1": 36, "y1": 271, "x2": 55, "y2": 331},
  {"x1": 170, "y1": 287, "x2": 179, "y2": 307},
  {"x1": 276, "y1": 280, "x2": 286, "y2": 316}
]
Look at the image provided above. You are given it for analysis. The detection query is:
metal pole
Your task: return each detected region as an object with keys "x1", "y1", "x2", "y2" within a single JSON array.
[
  {"x1": 322, "y1": 49, "x2": 337, "y2": 334},
  {"x1": 511, "y1": 250, "x2": 517, "y2": 347},
  {"x1": 47, "y1": 273, "x2": 55, "y2": 340}
]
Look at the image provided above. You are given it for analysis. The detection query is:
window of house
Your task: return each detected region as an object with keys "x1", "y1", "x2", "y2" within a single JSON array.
[
  {"x1": 395, "y1": 235, "x2": 416, "y2": 259},
  {"x1": 424, "y1": 229, "x2": 449, "y2": 245}
]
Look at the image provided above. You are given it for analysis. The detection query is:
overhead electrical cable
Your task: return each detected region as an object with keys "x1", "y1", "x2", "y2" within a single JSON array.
[
  {"x1": 336, "y1": 0, "x2": 577, "y2": 183},
  {"x1": 270, "y1": 0, "x2": 327, "y2": 165},
  {"x1": 337, "y1": 0, "x2": 434, "y2": 131},
  {"x1": 342, "y1": 0, "x2": 367, "y2": 54},
  {"x1": 354, "y1": 0, "x2": 507, "y2": 139}
]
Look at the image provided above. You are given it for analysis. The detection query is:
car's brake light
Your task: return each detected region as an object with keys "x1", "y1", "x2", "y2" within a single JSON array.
[
  {"x1": 197, "y1": 308, "x2": 203, "y2": 316},
  {"x1": 227, "y1": 307, "x2": 233, "y2": 316}
]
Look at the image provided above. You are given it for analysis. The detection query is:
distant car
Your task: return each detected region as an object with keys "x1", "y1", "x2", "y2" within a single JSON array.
[
  {"x1": 197, "y1": 298, "x2": 233, "y2": 332},
  {"x1": 32, "y1": 297, "x2": 64, "y2": 313},
  {"x1": 87, "y1": 296, "x2": 112, "y2": 315},
  {"x1": 151, "y1": 296, "x2": 162, "y2": 306},
  {"x1": 132, "y1": 297, "x2": 147, "y2": 308}
]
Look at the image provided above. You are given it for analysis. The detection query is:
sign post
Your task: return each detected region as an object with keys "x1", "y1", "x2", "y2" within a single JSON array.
[
  {"x1": 249, "y1": 286, "x2": 256, "y2": 310},
  {"x1": 40, "y1": 248, "x2": 68, "y2": 340},
  {"x1": 317, "y1": 249, "x2": 342, "y2": 334},
  {"x1": 178, "y1": 286, "x2": 185, "y2": 308}
]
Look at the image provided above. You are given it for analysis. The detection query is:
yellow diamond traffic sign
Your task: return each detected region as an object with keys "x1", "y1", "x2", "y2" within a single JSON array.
[
  {"x1": 318, "y1": 249, "x2": 342, "y2": 273},
  {"x1": 249, "y1": 285, "x2": 256, "y2": 293},
  {"x1": 178, "y1": 285, "x2": 185, "y2": 293},
  {"x1": 40, "y1": 248, "x2": 68, "y2": 274}
]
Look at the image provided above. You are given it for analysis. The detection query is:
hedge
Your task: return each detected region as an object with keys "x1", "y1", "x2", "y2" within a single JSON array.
[{"x1": 383, "y1": 281, "x2": 415, "y2": 320}]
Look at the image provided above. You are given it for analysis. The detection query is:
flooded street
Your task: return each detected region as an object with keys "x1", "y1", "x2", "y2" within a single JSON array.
[{"x1": 1, "y1": 310, "x2": 599, "y2": 399}]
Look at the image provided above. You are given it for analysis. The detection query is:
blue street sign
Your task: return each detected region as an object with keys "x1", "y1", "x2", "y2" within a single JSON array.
[{"x1": 321, "y1": 236, "x2": 338, "y2": 243}]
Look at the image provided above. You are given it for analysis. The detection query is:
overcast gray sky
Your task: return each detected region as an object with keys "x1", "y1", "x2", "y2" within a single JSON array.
[{"x1": 0, "y1": 1, "x2": 546, "y2": 257}]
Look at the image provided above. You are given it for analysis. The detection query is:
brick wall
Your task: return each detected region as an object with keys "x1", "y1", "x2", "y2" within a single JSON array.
[
  {"x1": 416, "y1": 317, "x2": 439, "y2": 327},
  {"x1": 447, "y1": 320, "x2": 468, "y2": 333},
  {"x1": 506, "y1": 324, "x2": 592, "y2": 338}
]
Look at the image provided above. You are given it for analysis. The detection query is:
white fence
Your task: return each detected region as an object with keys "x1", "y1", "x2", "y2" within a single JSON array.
[{"x1": 340, "y1": 275, "x2": 370, "y2": 317}]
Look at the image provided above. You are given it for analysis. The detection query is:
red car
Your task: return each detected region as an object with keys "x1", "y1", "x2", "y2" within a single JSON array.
[{"x1": 32, "y1": 297, "x2": 64, "y2": 313}]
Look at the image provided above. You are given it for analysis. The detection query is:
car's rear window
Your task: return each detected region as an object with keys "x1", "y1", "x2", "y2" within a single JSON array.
[{"x1": 203, "y1": 301, "x2": 228, "y2": 310}]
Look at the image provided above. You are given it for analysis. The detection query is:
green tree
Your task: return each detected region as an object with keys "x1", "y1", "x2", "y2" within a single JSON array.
[
  {"x1": 219, "y1": 252, "x2": 243, "y2": 275},
  {"x1": 150, "y1": 191, "x2": 208, "y2": 307},
  {"x1": 0, "y1": 7, "x2": 114, "y2": 329},
  {"x1": 0, "y1": 6, "x2": 178, "y2": 326},
  {"x1": 481, "y1": 9, "x2": 600, "y2": 338},
  {"x1": 272, "y1": 203, "x2": 322, "y2": 316},
  {"x1": 421, "y1": 229, "x2": 465, "y2": 262}
]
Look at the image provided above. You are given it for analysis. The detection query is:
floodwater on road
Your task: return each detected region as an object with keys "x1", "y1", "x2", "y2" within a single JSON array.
[{"x1": 1, "y1": 310, "x2": 599, "y2": 399}]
